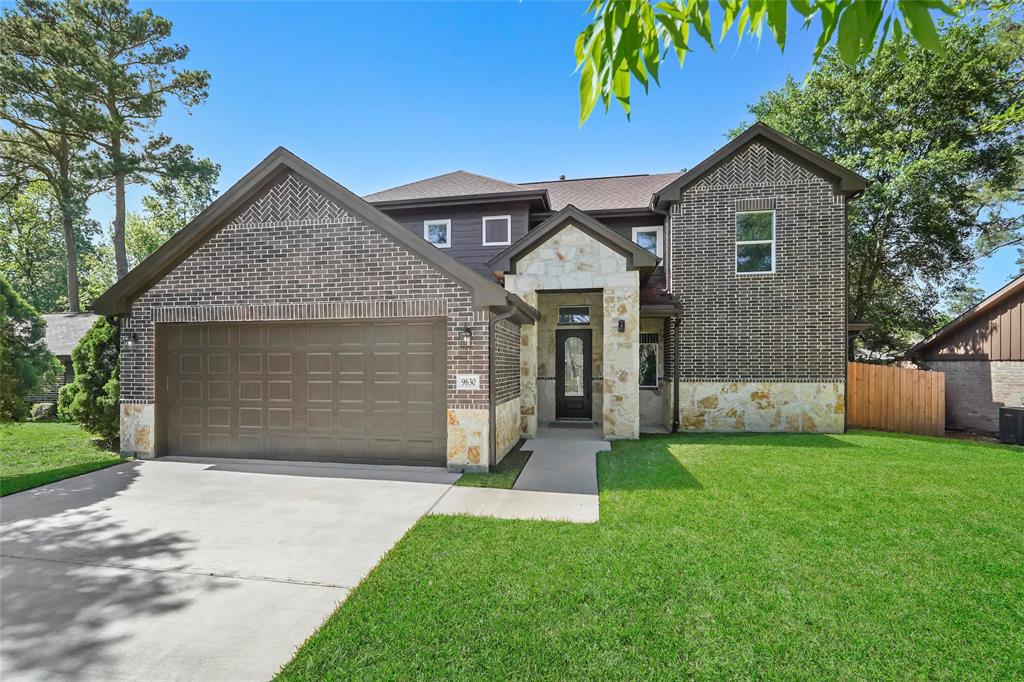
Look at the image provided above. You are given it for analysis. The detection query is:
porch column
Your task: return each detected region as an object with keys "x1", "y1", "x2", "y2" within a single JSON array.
[
  {"x1": 602, "y1": 271, "x2": 640, "y2": 439},
  {"x1": 519, "y1": 289, "x2": 539, "y2": 437}
]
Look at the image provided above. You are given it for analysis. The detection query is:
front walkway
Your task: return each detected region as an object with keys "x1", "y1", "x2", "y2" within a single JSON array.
[
  {"x1": 0, "y1": 458, "x2": 457, "y2": 682},
  {"x1": 431, "y1": 424, "x2": 605, "y2": 523}
]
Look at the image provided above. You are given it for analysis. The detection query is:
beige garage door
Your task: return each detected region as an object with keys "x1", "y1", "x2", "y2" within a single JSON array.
[{"x1": 161, "y1": 319, "x2": 447, "y2": 465}]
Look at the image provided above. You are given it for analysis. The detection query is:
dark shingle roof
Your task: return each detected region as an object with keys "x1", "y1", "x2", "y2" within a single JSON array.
[
  {"x1": 519, "y1": 172, "x2": 683, "y2": 211},
  {"x1": 42, "y1": 313, "x2": 98, "y2": 357},
  {"x1": 364, "y1": 170, "x2": 535, "y2": 203}
]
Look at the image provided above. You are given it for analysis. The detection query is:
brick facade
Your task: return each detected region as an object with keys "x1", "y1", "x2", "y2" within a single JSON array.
[
  {"x1": 493, "y1": 318, "x2": 521, "y2": 403},
  {"x1": 669, "y1": 142, "x2": 847, "y2": 383},
  {"x1": 918, "y1": 360, "x2": 1024, "y2": 433},
  {"x1": 120, "y1": 170, "x2": 492, "y2": 435}
]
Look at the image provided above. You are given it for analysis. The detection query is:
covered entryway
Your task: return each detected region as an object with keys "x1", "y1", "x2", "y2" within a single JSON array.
[{"x1": 160, "y1": 319, "x2": 447, "y2": 465}]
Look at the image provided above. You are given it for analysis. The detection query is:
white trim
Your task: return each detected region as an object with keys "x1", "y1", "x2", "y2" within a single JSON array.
[
  {"x1": 735, "y1": 210, "x2": 776, "y2": 275},
  {"x1": 481, "y1": 215, "x2": 512, "y2": 246},
  {"x1": 423, "y1": 219, "x2": 452, "y2": 249},
  {"x1": 631, "y1": 225, "x2": 663, "y2": 258}
]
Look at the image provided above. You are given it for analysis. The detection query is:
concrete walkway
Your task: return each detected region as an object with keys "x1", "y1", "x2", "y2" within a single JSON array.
[
  {"x1": 431, "y1": 424, "x2": 605, "y2": 524},
  {"x1": 0, "y1": 458, "x2": 457, "y2": 682}
]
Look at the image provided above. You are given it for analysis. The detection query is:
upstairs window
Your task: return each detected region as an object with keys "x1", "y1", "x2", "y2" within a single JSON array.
[
  {"x1": 558, "y1": 306, "x2": 590, "y2": 326},
  {"x1": 736, "y1": 211, "x2": 774, "y2": 273},
  {"x1": 482, "y1": 215, "x2": 512, "y2": 246},
  {"x1": 632, "y1": 225, "x2": 663, "y2": 257},
  {"x1": 423, "y1": 219, "x2": 452, "y2": 248}
]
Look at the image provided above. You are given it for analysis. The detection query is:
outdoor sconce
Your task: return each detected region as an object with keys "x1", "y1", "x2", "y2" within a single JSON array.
[
  {"x1": 124, "y1": 332, "x2": 139, "y2": 349},
  {"x1": 618, "y1": 319, "x2": 626, "y2": 333},
  {"x1": 460, "y1": 326, "x2": 473, "y2": 348}
]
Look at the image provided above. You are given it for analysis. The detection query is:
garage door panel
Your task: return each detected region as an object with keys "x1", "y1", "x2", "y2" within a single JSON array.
[{"x1": 164, "y1": 319, "x2": 446, "y2": 465}]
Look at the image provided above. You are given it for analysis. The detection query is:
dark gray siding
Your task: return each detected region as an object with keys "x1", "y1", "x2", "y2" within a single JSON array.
[{"x1": 382, "y1": 202, "x2": 531, "y2": 278}]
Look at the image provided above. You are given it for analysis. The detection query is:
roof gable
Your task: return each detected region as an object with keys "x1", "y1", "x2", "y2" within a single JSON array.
[
  {"x1": 92, "y1": 149, "x2": 524, "y2": 315},
  {"x1": 486, "y1": 204, "x2": 660, "y2": 276},
  {"x1": 903, "y1": 274, "x2": 1024, "y2": 358},
  {"x1": 652, "y1": 122, "x2": 867, "y2": 209}
]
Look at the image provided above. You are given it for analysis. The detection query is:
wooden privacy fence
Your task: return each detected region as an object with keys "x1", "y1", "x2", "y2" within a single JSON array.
[{"x1": 847, "y1": 362, "x2": 945, "y2": 437}]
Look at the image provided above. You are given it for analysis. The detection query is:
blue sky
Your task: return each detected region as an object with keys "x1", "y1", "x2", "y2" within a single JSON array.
[{"x1": 88, "y1": 1, "x2": 1015, "y2": 297}]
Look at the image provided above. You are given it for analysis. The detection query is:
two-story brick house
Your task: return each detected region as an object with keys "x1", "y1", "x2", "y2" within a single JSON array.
[{"x1": 93, "y1": 123, "x2": 866, "y2": 471}]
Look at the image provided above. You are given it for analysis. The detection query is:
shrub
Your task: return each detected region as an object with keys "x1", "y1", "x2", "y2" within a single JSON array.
[
  {"x1": 30, "y1": 401, "x2": 56, "y2": 421},
  {"x1": 0, "y1": 276, "x2": 59, "y2": 421},
  {"x1": 58, "y1": 317, "x2": 119, "y2": 444}
]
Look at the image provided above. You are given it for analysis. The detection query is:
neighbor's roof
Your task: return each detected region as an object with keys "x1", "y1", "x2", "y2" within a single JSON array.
[
  {"x1": 520, "y1": 172, "x2": 684, "y2": 212},
  {"x1": 42, "y1": 313, "x2": 98, "y2": 357},
  {"x1": 364, "y1": 170, "x2": 539, "y2": 204},
  {"x1": 902, "y1": 273, "x2": 1024, "y2": 358}
]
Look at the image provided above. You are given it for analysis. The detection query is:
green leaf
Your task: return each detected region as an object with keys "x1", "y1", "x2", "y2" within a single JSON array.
[
  {"x1": 579, "y1": 57, "x2": 599, "y2": 126},
  {"x1": 612, "y1": 64, "x2": 631, "y2": 118},
  {"x1": 766, "y1": 0, "x2": 787, "y2": 51},
  {"x1": 899, "y1": 0, "x2": 945, "y2": 54},
  {"x1": 837, "y1": 4, "x2": 863, "y2": 64}
]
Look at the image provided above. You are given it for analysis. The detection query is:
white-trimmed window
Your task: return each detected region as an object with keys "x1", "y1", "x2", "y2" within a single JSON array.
[
  {"x1": 736, "y1": 211, "x2": 775, "y2": 274},
  {"x1": 482, "y1": 215, "x2": 512, "y2": 246},
  {"x1": 632, "y1": 225, "x2": 663, "y2": 257},
  {"x1": 423, "y1": 219, "x2": 452, "y2": 248}
]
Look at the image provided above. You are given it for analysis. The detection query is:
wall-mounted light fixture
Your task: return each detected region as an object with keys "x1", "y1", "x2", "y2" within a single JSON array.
[
  {"x1": 124, "y1": 332, "x2": 139, "y2": 349},
  {"x1": 617, "y1": 319, "x2": 626, "y2": 333},
  {"x1": 460, "y1": 326, "x2": 473, "y2": 348}
]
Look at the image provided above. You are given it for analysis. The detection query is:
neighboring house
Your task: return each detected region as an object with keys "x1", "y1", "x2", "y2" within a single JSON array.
[
  {"x1": 92, "y1": 123, "x2": 866, "y2": 471},
  {"x1": 27, "y1": 313, "x2": 99, "y2": 403},
  {"x1": 902, "y1": 275, "x2": 1024, "y2": 434}
]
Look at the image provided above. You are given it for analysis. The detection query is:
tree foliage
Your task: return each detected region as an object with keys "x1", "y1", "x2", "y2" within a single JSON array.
[
  {"x1": 126, "y1": 155, "x2": 219, "y2": 267},
  {"x1": 734, "y1": 17, "x2": 1023, "y2": 351},
  {"x1": 0, "y1": 275, "x2": 60, "y2": 421},
  {"x1": 58, "y1": 316, "x2": 118, "y2": 443},
  {"x1": 572, "y1": 1, "x2": 1019, "y2": 124}
]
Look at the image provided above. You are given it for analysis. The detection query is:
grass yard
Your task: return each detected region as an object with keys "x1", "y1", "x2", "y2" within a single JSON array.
[
  {"x1": 0, "y1": 421, "x2": 123, "y2": 496},
  {"x1": 455, "y1": 449, "x2": 532, "y2": 489},
  {"x1": 280, "y1": 431, "x2": 1024, "y2": 680}
]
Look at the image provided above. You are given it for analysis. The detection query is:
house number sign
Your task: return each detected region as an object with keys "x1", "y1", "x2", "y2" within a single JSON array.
[{"x1": 456, "y1": 374, "x2": 480, "y2": 391}]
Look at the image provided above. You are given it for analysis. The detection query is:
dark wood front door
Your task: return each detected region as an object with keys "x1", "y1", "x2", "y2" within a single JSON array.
[{"x1": 555, "y1": 329, "x2": 592, "y2": 420}]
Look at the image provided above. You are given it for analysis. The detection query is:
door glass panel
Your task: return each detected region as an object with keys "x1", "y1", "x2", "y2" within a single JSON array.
[{"x1": 563, "y1": 336, "x2": 585, "y2": 397}]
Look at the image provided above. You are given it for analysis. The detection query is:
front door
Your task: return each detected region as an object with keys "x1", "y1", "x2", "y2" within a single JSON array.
[{"x1": 555, "y1": 329, "x2": 592, "y2": 420}]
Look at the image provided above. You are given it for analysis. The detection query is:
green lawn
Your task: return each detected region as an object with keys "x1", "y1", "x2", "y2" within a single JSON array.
[
  {"x1": 0, "y1": 421, "x2": 123, "y2": 496},
  {"x1": 455, "y1": 449, "x2": 532, "y2": 489},
  {"x1": 280, "y1": 431, "x2": 1024, "y2": 680}
]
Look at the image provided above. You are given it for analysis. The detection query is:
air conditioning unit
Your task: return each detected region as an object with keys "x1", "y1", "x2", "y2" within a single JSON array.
[{"x1": 999, "y1": 407, "x2": 1024, "y2": 445}]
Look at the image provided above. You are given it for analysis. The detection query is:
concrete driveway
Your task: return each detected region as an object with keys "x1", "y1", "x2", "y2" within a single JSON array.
[{"x1": 0, "y1": 457, "x2": 458, "y2": 682}]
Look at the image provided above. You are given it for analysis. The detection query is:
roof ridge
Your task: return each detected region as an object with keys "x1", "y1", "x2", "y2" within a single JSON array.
[
  {"x1": 520, "y1": 171, "x2": 683, "y2": 185},
  {"x1": 365, "y1": 169, "x2": 527, "y2": 199}
]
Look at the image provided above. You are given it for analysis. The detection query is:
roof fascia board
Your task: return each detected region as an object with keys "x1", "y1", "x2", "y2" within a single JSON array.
[
  {"x1": 902, "y1": 274, "x2": 1024, "y2": 357},
  {"x1": 651, "y1": 123, "x2": 868, "y2": 210},
  {"x1": 369, "y1": 190, "x2": 550, "y2": 211},
  {"x1": 92, "y1": 147, "x2": 514, "y2": 315}
]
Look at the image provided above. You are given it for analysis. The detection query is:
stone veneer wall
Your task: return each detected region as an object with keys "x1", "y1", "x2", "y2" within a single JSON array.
[
  {"x1": 505, "y1": 224, "x2": 639, "y2": 440},
  {"x1": 495, "y1": 397, "x2": 521, "y2": 463},
  {"x1": 536, "y1": 291, "x2": 604, "y2": 426},
  {"x1": 119, "y1": 170, "x2": 491, "y2": 467},
  {"x1": 916, "y1": 360, "x2": 1024, "y2": 433},
  {"x1": 668, "y1": 140, "x2": 847, "y2": 432},
  {"x1": 678, "y1": 381, "x2": 845, "y2": 433}
]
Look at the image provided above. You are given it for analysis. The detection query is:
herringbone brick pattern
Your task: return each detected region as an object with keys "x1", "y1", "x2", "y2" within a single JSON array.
[
  {"x1": 230, "y1": 172, "x2": 351, "y2": 226},
  {"x1": 693, "y1": 143, "x2": 817, "y2": 191}
]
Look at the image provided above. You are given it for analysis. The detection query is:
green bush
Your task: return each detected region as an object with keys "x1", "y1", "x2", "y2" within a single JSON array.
[
  {"x1": 30, "y1": 401, "x2": 57, "y2": 421},
  {"x1": 0, "y1": 276, "x2": 60, "y2": 421},
  {"x1": 58, "y1": 317, "x2": 119, "y2": 444}
]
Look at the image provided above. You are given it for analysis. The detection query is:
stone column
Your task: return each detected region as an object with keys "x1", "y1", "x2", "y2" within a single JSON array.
[
  {"x1": 509, "y1": 282, "x2": 538, "y2": 437},
  {"x1": 602, "y1": 272, "x2": 640, "y2": 439}
]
